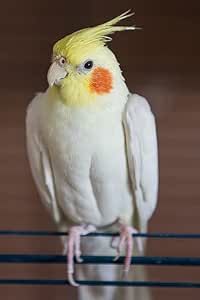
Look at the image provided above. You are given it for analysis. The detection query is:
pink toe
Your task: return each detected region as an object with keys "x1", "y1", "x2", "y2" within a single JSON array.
[
  {"x1": 67, "y1": 236, "x2": 74, "y2": 274},
  {"x1": 68, "y1": 272, "x2": 79, "y2": 287},
  {"x1": 124, "y1": 235, "x2": 133, "y2": 272}
]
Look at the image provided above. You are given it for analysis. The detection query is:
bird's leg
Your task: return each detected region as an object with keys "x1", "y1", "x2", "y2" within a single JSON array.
[
  {"x1": 65, "y1": 224, "x2": 96, "y2": 286},
  {"x1": 112, "y1": 221, "x2": 143, "y2": 274}
]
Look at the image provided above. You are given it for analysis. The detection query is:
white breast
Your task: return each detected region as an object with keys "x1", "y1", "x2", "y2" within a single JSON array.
[{"x1": 40, "y1": 96, "x2": 134, "y2": 227}]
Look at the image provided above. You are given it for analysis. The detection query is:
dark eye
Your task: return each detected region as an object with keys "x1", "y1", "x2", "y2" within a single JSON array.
[
  {"x1": 84, "y1": 60, "x2": 93, "y2": 70},
  {"x1": 59, "y1": 57, "x2": 66, "y2": 65}
]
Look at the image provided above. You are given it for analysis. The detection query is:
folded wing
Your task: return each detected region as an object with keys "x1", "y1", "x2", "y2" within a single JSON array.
[
  {"x1": 26, "y1": 94, "x2": 62, "y2": 224},
  {"x1": 123, "y1": 93, "x2": 159, "y2": 231}
]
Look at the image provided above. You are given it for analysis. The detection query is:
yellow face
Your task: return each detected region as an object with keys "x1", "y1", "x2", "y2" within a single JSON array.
[{"x1": 48, "y1": 47, "x2": 114, "y2": 106}]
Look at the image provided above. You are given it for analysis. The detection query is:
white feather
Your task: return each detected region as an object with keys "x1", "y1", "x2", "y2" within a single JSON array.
[
  {"x1": 123, "y1": 93, "x2": 159, "y2": 231},
  {"x1": 26, "y1": 94, "x2": 61, "y2": 224}
]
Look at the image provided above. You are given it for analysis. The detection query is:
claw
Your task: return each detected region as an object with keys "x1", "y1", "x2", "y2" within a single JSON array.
[
  {"x1": 68, "y1": 272, "x2": 79, "y2": 287},
  {"x1": 113, "y1": 234, "x2": 126, "y2": 262},
  {"x1": 113, "y1": 223, "x2": 143, "y2": 273},
  {"x1": 124, "y1": 233, "x2": 133, "y2": 273},
  {"x1": 111, "y1": 236, "x2": 119, "y2": 249},
  {"x1": 65, "y1": 224, "x2": 96, "y2": 286},
  {"x1": 74, "y1": 233, "x2": 83, "y2": 263}
]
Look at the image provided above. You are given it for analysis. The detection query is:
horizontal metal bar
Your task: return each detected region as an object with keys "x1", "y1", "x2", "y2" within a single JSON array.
[
  {"x1": 0, "y1": 254, "x2": 200, "y2": 266},
  {"x1": 0, "y1": 230, "x2": 200, "y2": 239},
  {"x1": 0, "y1": 279, "x2": 200, "y2": 288}
]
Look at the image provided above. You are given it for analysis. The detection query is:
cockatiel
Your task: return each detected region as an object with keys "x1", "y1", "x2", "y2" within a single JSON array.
[{"x1": 26, "y1": 10, "x2": 158, "y2": 300}]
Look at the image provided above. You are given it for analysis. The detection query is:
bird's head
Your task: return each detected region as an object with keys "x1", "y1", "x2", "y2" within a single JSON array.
[{"x1": 47, "y1": 10, "x2": 139, "y2": 107}]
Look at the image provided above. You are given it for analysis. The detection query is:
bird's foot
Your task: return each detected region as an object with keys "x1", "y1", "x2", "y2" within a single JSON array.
[
  {"x1": 112, "y1": 223, "x2": 143, "y2": 274},
  {"x1": 65, "y1": 224, "x2": 96, "y2": 286}
]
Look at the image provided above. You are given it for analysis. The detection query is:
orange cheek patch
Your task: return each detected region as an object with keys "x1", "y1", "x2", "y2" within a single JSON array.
[{"x1": 89, "y1": 67, "x2": 113, "y2": 95}]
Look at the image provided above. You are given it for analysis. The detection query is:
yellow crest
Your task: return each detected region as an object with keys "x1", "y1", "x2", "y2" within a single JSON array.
[{"x1": 53, "y1": 10, "x2": 139, "y2": 64}]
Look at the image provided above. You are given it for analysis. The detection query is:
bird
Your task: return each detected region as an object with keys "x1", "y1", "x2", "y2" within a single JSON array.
[{"x1": 26, "y1": 10, "x2": 158, "y2": 300}]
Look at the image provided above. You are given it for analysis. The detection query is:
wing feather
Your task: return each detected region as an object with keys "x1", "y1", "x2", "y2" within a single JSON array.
[
  {"x1": 123, "y1": 93, "x2": 158, "y2": 231},
  {"x1": 26, "y1": 94, "x2": 61, "y2": 224}
]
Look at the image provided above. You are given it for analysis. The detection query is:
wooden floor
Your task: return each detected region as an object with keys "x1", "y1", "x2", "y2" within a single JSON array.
[{"x1": 0, "y1": 0, "x2": 200, "y2": 299}]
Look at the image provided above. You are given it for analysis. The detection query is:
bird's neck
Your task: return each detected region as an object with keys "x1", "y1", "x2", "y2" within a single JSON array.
[{"x1": 47, "y1": 76, "x2": 129, "y2": 111}]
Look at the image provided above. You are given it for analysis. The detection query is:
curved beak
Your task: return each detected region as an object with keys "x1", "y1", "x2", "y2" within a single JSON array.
[{"x1": 47, "y1": 61, "x2": 67, "y2": 87}]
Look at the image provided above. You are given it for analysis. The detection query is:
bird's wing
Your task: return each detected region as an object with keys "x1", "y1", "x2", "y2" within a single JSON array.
[
  {"x1": 123, "y1": 93, "x2": 158, "y2": 231},
  {"x1": 26, "y1": 94, "x2": 62, "y2": 224}
]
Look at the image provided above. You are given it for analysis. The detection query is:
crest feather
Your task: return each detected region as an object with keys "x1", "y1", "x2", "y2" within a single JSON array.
[{"x1": 53, "y1": 10, "x2": 139, "y2": 63}]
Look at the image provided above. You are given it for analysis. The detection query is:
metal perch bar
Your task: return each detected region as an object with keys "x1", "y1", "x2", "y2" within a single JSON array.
[
  {"x1": 0, "y1": 230, "x2": 200, "y2": 238},
  {"x1": 0, "y1": 231, "x2": 200, "y2": 288},
  {"x1": 0, "y1": 254, "x2": 200, "y2": 266},
  {"x1": 0, "y1": 279, "x2": 199, "y2": 288}
]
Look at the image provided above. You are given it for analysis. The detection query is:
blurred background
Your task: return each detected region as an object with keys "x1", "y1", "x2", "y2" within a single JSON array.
[{"x1": 0, "y1": 0, "x2": 200, "y2": 299}]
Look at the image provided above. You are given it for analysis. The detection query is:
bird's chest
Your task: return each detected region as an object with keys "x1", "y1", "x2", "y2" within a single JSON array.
[
  {"x1": 40, "y1": 102, "x2": 132, "y2": 226},
  {"x1": 42, "y1": 105, "x2": 126, "y2": 180}
]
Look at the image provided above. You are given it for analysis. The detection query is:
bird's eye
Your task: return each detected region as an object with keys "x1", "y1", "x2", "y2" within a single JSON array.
[
  {"x1": 84, "y1": 60, "x2": 93, "y2": 70},
  {"x1": 59, "y1": 57, "x2": 66, "y2": 66}
]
